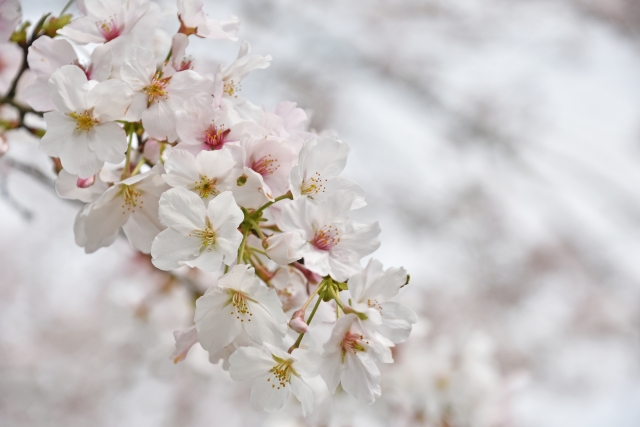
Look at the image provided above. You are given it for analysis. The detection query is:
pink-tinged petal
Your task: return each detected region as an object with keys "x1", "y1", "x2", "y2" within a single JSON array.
[
  {"x1": 27, "y1": 36, "x2": 77, "y2": 80},
  {"x1": 48, "y1": 65, "x2": 90, "y2": 113},
  {"x1": 86, "y1": 122, "x2": 127, "y2": 164},
  {"x1": 23, "y1": 78, "x2": 55, "y2": 112},
  {"x1": 195, "y1": 288, "x2": 244, "y2": 355},
  {"x1": 151, "y1": 228, "x2": 201, "y2": 270},
  {"x1": 205, "y1": 191, "x2": 243, "y2": 232},
  {"x1": 142, "y1": 100, "x2": 178, "y2": 142},
  {"x1": 168, "y1": 70, "x2": 213, "y2": 105},
  {"x1": 57, "y1": 16, "x2": 106, "y2": 44},
  {"x1": 40, "y1": 111, "x2": 75, "y2": 157},
  {"x1": 171, "y1": 325, "x2": 198, "y2": 363},
  {"x1": 120, "y1": 46, "x2": 155, "y2": 91},
  {"x1": 87, "y1": 44, "x2": 112, "y2": 81},
  {"x1": 89, "y1": 79, "x2": 132, "y2": 121},
  {"x1": 163, "y1": 149, "x2": 200, "y2": 189},
  {"x1": 228, "y1": 168, "x2": 268, "y2": 210},
  {"x1": 158, "y1": 187, "x2": 207, "y2": 232}
]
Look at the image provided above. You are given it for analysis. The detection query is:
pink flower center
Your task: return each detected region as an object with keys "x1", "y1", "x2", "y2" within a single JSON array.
[
  {"x1": 341, "y1": 332, "x2": 367, "y2": 359},
  {"x1": 98, "y1": 17, "x2": 121, "y2": 42},
  {"x1": 251, "y1": 154, "x2": 279, "y2": 176},
  {"x1": 76, "y1": 175, "x2": 95, "y2": 188},
  {"x1": 312, "y1": 225, "x2": 340, "y2": 251},
  {"x1": 203, "y1": 125, "x2": 230, "y2": 150}
]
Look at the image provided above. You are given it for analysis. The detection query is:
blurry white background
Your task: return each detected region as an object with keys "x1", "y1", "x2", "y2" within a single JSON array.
[{"x1": 2, "y1": 0, "x2": 640, "y2": 426}]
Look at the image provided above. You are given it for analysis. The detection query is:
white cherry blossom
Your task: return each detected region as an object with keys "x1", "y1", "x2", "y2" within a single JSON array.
[
  {"x1": 74, "y1": 165, "x2": 169, "y2": 253},
  {"x1": 121, "y1": 46, "x2": 212, "y2": 141},
  {"x1": 151, "y1": 188, "x2": 243, "y2": 271},
  {"x1": 229, "y1": 343, "x2": 317, "y2": 415},
  {"x1": 215, "y1": 41, "x2": 271, "y2": 103},
  {"x1": 162, "y1": 148, "x2": 236, "y2": 203},
  {"x1": 265, "y1": 231, "x2": 305, "y2": 266},
  {"x1": 40, "y1": 65, "x2": 132, "y2": 178},
  {"x1": 279, "y1": 191, "x2": 381, "y2": 281},
  {"x1": 25, "y1": 37, "x2": 112, "y2": 111},
  {"x1": 321, "y1": 313, "x2": 392, "y2": 404},
  {"x1": 194, "y1": 264, "x2": 287, "y2": 356},
  {"x1": 348, "y1": 259, "x2": 417, "y2": 345},
  {"x1": 58, "y1": 0, "x2": 150, "y2": 45},
  {"x1": 289, "y1": 135, "x2": 366, "y2": 209},
  {"x1": 177, "y1": 0, "x2": 239, "y2": 40}
]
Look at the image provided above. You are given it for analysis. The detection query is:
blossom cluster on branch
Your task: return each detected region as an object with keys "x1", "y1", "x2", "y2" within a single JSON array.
[{"x1": 0, "y1": 0, "x2": 416, "y2": 414}]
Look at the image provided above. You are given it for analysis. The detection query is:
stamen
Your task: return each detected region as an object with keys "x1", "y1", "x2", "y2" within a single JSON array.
[
  {"x1": 203, "y1": 125, "x2": 230, "y2": 150},
  {"x1": 227, "y1": 290, "x2": 253, "y2": 322},
  {"x1": 341, "y1": 332, "x2": 368, "y2": 363},
  {"x1": 97, "y1": 16, "x2": 121, "y2": 41},
  {"x1": 144, "y1": 75, "x2": 172, "y2": 105},
  {"x1": 311, "y1": 225, "x2": 340, "y2": 251},
  {"x1": 193, "y1": 176, "x2": 219, "y2": 199},
  {"x1": 268, "y1": 356, "x2": 295, "y2": 388},
  {"x1": 118, "y1": 184, "x2": 143, "y2": 214},
  {"x1": 301, "y1": 171, "x2": 328, "y2": 196},
  {"x1": 251, "y1": 154, "x2": 279, "y2": 177},
  {"x1": 192, "y1": 219, "x2": 217, "y2": 250},
  {"x1": 69, "y1": 110, "x2": 98, "y2": 131}
]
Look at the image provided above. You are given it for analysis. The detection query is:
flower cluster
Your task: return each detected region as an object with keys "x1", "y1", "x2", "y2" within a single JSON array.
[{"x1": 0, "y1": 0, "x2": 415, "y2": 415}]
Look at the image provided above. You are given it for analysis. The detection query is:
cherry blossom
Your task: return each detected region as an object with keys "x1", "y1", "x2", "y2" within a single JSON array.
[
  {"x1": 0, "y1": 0, "x2": 20, "y2": 42},
  {"x1": 162, "y1": 148, "x2": 236, "y2": 203},
  {"x1": 279, "y1": 191, "x2": 381, "y2": 281},
  {"x1": 177, "y1": 0, "x2": 239, "y2": 40},
  {"x1": 214, "y1": 41, "x2": 271, "y2": 104},
  {"x1": 55, "y1": 169, "x2": 109, "y2": 203},
  {"x1": 194, "y1": 265, "x2": 287, "y2": 356},
  {"x1": 151, "y1": 188, "x2": 243, "y2": 271},
  {"x1": 289, "y1": 135, "x2": 366, "y2": 209},
  {"x1": 229, "y1": 343, "x2": 317, "y2": 415},
  {"x1": 74, "y1": 165, "x2": 169, "y2": 253},
  {"x1": 121, "y1": 46, "x2": 212, "y2": 141},
  {"x1": 40, "y1": 65, "x2": 132, "y2": 178}
]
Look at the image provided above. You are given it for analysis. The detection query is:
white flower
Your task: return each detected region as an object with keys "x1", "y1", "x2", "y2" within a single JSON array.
[
  {"x1": 58, "y1": 0, "x2": 150, "y2": 44},
  {"x1": 177, "y1": 0, "x2": 239, "y2": 40},
  {"x1": 151, "y1": 188, "x2": 243, "y2": 271},
  {"x1": 194, "y1": 264, "x2": 287, "y2": 356},
  {"x1": 162, "y1": 148, "x2": 236, "y2": 203},
  {"x1": 279, "y1": 191, "x2": 381, "y2": 281},
  {"x1": 227, "y1": 134, "x2": 298, "y2": 201},
  {"x1": 164, "y1": 33, "x2": 193, "y2": 75},
  {"x1": 265, "y1": 231, "x2": 305, "y2": 266},
  {"x1": 55, "y1": 169, "x2": 109, "y2": 203},
  {"x1": 289, "y1": 135, "x2": 366, "y2": 209},
  {"x1": 40, "y1": 65, "x2": 132, "y2": 178},
  {"x1": 261, "y1": 101, "x2": 308, "y2": 139},
  {"x1": 348, "y1": 259, "x2": 417, "y2": 345},
  {"x1": 0, "y1": 42, "x2": 23, "y2": 95},
  {"x1": 215, "y1": 41, "x2": 271, "y2": 102},
  {"x1": 74, "y1": 165, "x2": 169, "y2": 253},
  {"x1": 229, "y1": 343, "x2": 317, "y2": 415},
  {"x1": 174, "y1": 95, "x2": 260, "y2": 152},
  {"x1": 0, "y1": 0, "x2": 20, "y2": 42},
  {"x1": 321, "y1": 313, "x2": 392, "y2": 404},
  {"x1": 121, "y1": 46, "x2": 212, "y2": 141},
  {"x1": 25, "y1": 37, "x2": 112, "y2": 111}
]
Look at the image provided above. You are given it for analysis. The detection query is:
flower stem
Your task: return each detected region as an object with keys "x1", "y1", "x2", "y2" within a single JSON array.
[
  {"x1": 130, "y1": 157, "x2": 146, "y2": 176},
  {"x1": 253, "y1": 192, "x2": 292, "y2": 217},
  {"x1": 121, "y1": 132, "x2": 134, "y2": 180},
  {"x1": 237, "y1": 226, "x2": 250, "y2": 264}
]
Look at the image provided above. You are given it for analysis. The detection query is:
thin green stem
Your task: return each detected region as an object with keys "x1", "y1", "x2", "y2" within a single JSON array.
[
  {"x1": 237, "y1": 227, "x2": 250, "y2": 264},
  {"x1": 130, "y1": 157, "x2": 146, "y2": 176},
  {"x1": 121, "y1": 132, "x2": 134, "y2": 180},
  {"x1": 253, "y1": 192, "x2": 292, "y2": 217},
  {"x1": 288, "y1": 295, "x2": 322, "y2": 353}
]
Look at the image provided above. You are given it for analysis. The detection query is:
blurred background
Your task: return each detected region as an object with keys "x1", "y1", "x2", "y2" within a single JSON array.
[{"x1": 2, "y1": 0, "x2": 640, "y2": 425}]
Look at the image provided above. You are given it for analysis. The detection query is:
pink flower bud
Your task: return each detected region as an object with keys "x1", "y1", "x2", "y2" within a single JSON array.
[
  {"x1": 289, "y1": 309, "x2": 308, "y2": 333},
  {"x1": 76, "y1": 175, "x2": 96, "y2": 188}
]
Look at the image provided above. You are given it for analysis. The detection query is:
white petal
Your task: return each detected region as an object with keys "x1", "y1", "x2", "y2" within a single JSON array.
[
  {"x1": 89, "y1": 79, "x2": 133, "y2": 121},
  {"x1": 48, "y1": 65, "x2": 89, "y2": 113},
  {"x1": 86, "y1": 122, "x2": 127, "y2": 164},
  {"x1": 289, "y1": 375, "x2": 314, "y2": 416},
  {"x1": 163, "y1": 149, "x2": 200, "y2": 189},
  {"x1": 40, "y1": 111, "x2": 75, "y2": 157},
  {"x1": 158, "y1": 187, "x2": 207, "y2": 232},
  {"x1": 206, "y1": 191, "x2": 243, "y2": 231},
  {"x1": 228, "y1": 346, "x2": 274, "y2": 381},
  {"x1": 195, "y1": 288, "x2": 244, "y2": 355},
  {"x1": 250, "y1": 372, "x2": 289, "y2": 413},
  {"x1": 151, "y1": 228, "x2": 201, "y2": 270}
]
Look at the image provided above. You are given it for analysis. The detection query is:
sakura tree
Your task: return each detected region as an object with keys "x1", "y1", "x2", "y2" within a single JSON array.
[{"x1": 0, "y1": 0, "x2": 416, "y2": 416}]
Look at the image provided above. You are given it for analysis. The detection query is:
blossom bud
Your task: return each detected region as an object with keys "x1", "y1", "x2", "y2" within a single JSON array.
[
  {"x1": 76, "y1": 175, "x2": 95, "y2": 188},
  {"x1": 288, "y1": 309, "x2": 308, "y2": 333},
  {"x1": 143, "y1": 139, "x2": 161, "y2": 164}
]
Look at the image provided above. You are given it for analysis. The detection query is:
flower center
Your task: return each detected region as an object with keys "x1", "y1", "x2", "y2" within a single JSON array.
[
  {"x1": 268, "y1": 356, "x2": 296, "y2": 389},
  {"x1": 144, "y1": 75, "x2": 171, "y2": 104},
  {"x1": 228, "y1": 290, "x2": 253, "y2": 322},
  {"x1": 193, "y1": 222, "x2": 217, "y2": 250},
  {"x1": 312, "y1": 225, "x2": 340, "y2": 251},
  {"x1": 97, "y1": 17, "x2": 121, "y2": 41},
  {"x1": 223, "y1": 79, "x2": 239, "y2": 97},
  {"x1": 203, "y1": 125, "x2": 230, "y2": 150},
  {"x1": 118, "y1": 184, "x2": 143, "y2": 214},
  {"x1": 300, "y1": 172, "x2": 327, "y2": 196},
  {"x1": 251, "y1": 154, "x2": 279, "y2": 177},
  {"x1": 341, "y1": 332, "x2": 368, "y2": 362},
  {"x1": 193, "y1": 176, "x2": 219, "y2": 199},
  {"x1": 69, "y1": 110, "x2": 98, "y2": 131}
]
